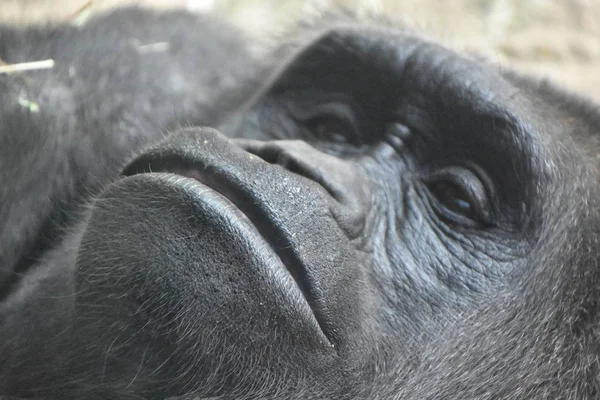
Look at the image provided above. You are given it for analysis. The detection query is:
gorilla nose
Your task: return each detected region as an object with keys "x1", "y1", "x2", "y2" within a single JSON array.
[
  {"x1": 122, "y1": 128, "x2": 371, "y2": 240},
  {"x1": 235, "y1": 138, "x2": 372, "y2": 239}
]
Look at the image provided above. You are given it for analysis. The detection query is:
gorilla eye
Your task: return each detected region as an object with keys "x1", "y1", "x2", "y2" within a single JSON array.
[
  {"x1": 308, "y1": 115, "x2": 357, "y2": 143},
  {"x1": 287, "y1": 101, "x2": 360, "y2": 144},
  {"x1": 425, "y1": 167, "x2": 493, "y2": 226}
]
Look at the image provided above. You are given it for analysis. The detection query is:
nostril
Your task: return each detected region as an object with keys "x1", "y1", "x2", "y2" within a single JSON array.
[
  {"x1": 242, "y1": 143, "x2": 280, "y2": 165},
  {"x1": 235, "y1": 139, "x2": 347, "y2": 203},
  {"x1": 236, "y1": 140, "x2": 299, "y2": 172}
]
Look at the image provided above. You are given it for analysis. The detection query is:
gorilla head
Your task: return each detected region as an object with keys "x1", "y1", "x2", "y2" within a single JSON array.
[{"x1": 1, "y1": 7, "x2": 599, "y2": 400}]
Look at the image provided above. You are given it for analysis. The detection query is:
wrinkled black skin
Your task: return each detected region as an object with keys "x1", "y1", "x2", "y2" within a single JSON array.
[{"x1": 2, "y1": 6, "x2": 600, "y2": 400}]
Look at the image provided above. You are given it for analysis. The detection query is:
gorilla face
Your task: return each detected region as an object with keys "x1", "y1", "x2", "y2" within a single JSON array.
[{"x1": 2, "y1": 8, "x2": 600, "y2": 400}]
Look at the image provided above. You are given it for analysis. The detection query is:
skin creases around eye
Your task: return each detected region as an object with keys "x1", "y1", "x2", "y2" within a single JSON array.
[{"x1": 384, "y1": 122, "x2": 411, "y2": 152}]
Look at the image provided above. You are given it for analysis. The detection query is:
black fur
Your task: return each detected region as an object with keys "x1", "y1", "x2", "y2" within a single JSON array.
[{"x1": 1, "y1": 7, "x2": 600, "y2": 400}]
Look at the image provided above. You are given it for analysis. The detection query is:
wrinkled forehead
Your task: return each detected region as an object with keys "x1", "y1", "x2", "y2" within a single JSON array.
[{"x1": 276, "y1": 25, "x2": 542, "y2": 152}]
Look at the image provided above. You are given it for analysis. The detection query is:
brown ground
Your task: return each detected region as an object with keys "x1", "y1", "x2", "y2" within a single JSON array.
[{"x1": 1, "y1": 0, "x2": 600, "y2": 101}]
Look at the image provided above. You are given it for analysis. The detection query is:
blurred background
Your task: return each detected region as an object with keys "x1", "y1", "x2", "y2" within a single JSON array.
[{"x1": 1, "y1": 0, "x2": 599, "y2": 100}]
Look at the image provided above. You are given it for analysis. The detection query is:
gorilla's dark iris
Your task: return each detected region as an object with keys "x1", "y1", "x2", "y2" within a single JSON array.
[{"x1": 1, "y1": 6, "x2": 600, "y2": 400}]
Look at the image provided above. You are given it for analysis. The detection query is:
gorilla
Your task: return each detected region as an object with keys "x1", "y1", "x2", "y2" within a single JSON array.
[{"x1": 1, "y1": 6, "x2": 600, "y2": 400}]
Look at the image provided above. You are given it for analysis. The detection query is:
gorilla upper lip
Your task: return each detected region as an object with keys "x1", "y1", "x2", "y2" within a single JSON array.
[{"x1": 122, "y1": 151, "x2": 335, "y2": 347}]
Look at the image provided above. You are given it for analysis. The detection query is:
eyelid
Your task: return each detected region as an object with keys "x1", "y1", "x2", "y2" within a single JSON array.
[
  {"x1": 287, "y1": 101, "x2": 358, "y2": 128},
  {"x1": 425, "y1": 166, "x2": 493, "y2": 224}
]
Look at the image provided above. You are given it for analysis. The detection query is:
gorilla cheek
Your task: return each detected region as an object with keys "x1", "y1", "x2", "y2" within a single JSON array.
[{"x1": 73, "y1": 174, "x2": 335, "y2": 383}]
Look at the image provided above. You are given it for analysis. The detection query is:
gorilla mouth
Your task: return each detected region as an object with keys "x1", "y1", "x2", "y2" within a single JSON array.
[{"x1": 122, "y1": 151, "x2": 334, "y2": 345}]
